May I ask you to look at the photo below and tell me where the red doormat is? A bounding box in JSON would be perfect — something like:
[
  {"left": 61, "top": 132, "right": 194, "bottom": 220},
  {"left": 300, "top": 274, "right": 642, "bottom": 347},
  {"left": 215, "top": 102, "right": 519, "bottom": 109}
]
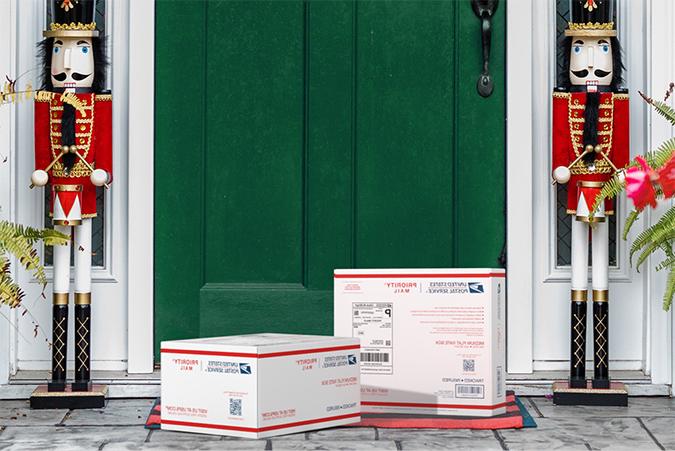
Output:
[{"left": 145, "top": 392, "right": 535, "bottom": 431}]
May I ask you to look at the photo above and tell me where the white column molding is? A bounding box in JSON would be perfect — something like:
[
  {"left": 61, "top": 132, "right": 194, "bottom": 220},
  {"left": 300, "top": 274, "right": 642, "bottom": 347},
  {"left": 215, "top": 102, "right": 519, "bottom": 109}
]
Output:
[
  {"left": 127, "top": 0, "right": 155, "bottom": 373},
  {"left": 506, "top": 0, "right": 537, "bottom": 374},
  {"left": 647, "top": 0, "right": 674, "bottom": 386},
  {"left": 0, "top": 0, "right": 15, "bottom": 385}
]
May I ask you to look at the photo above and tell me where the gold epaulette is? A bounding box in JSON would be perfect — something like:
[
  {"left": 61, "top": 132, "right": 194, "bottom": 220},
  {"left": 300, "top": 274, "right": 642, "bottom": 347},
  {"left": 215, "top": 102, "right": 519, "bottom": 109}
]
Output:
[
  {"left": 613, "top": 93, "right": 629, "bottom": 100},
  {"left": 95, "top": 94, "right": 112, "bottom": 102},
  {"left": 553, "top": 92, "right": 571, "bottom": 99}
]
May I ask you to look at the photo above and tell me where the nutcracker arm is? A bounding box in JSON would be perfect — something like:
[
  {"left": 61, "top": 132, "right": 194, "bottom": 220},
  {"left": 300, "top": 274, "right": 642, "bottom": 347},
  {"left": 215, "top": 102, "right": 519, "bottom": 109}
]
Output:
[
  {"left": 551, "top": 146, "right": 594, "bottom": 185},
  {"left": 71, "top": 148, "right": 110, "bottom": 189},
  {"left": 29, "top": 151, "right": 65, "bottom": 189}
]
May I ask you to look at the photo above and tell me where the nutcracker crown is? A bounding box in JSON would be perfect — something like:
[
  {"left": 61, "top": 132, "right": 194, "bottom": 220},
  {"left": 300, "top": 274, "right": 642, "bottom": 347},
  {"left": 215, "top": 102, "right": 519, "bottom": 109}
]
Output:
[
  {"left": 44, "top": 0, "right": 99, "bottom": 38},
  {"left": 566, "top": 0, "right": 616, "bottom": 37}
]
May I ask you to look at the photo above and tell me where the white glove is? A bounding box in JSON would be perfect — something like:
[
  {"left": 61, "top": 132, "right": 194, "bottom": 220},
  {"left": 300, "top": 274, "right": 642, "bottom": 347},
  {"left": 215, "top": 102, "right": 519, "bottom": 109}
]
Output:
[
  {"left": 553, "top": 166, "right": 571, "bottom": 184},
  {"left": 90, "top": 169, "right": 109, "bottom": 187},
  {"left": 31, "top": 170, "right": 49, "bottom": 187},
  {"left": 616, "top": 169, "right": 626, "bottom": 185}
]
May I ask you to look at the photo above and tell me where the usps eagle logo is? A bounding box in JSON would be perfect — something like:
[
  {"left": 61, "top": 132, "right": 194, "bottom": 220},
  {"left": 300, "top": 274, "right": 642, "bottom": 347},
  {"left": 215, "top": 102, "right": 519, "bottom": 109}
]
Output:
[
  {"left": 468, "top": 283, "right": 484, "bottom": 294},
  {"left": 348, "top": 355, "right": 358, "bottom": 365},
  {"left": 239, "top": 363, "right": 252, "bottom": 374}
]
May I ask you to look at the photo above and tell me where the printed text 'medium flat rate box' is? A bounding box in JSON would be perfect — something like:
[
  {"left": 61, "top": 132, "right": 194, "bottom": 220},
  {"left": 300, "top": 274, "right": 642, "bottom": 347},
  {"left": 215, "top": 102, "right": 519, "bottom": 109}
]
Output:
[
  {"left": 334, "top": 269, "right": 506, "bottom": 417},
  {"left": 161, "top": 334, "right": 361, "bottom": 438}
]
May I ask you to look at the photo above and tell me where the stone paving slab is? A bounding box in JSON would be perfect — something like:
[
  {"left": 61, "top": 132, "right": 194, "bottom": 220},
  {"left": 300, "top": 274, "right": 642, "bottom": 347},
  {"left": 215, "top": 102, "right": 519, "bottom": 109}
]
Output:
[
  {"left": 378, "top": 429, "right": 502, "bottom": 450},
  {"left": 0, "top": 400, "right": 68, "bottom": 427},
  {"left": 530, "top": 396, "right": 675, "bottom": 418},
  {"left": 306, "top": 427, "right": 377, "bottom": 441},
  {"left": 65, "top": 399, "right": 155, "bottom": 426},
  {"left": 102, "top": 439, "right": 270, "bottom": 450},
  {"left": 499, "top": 417, "right": 660, "bottom": 450},
  {"left": 0, "top": 425, "right": 149, "bottom": 450},
  {"left": 640, "top": 417, "right": 675, "bottom": 450},
  {"left": 272, "top": 441, "right": 396, "bottom": 450},
  {"left": 147, "top": 428, "right": 223, "bottom": 443}
]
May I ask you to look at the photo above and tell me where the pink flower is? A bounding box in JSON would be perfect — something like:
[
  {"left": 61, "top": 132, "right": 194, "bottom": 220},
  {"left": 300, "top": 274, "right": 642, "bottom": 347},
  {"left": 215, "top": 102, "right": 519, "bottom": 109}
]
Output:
[
  {"left": 626, "top": 157, "right": 658, "bottom": 210},
  {"left": 658, "top": 154, "right": 675, "bottom": 198}
]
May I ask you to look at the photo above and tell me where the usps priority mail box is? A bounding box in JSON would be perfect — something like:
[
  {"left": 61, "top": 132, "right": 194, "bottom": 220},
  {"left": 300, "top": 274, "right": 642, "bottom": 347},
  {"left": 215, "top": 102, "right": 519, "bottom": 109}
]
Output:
[
  {"left": 334, "top": 269, "right": 506, "bottom": 417},
  {"left": 161, "top": 334, "right": 361, "bottom": 438}
]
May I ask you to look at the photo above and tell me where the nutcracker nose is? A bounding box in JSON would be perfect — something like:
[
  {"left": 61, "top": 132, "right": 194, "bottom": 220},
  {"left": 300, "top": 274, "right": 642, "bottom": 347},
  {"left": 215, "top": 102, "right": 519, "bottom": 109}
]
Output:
[
  {"left": 587, "top": 47, "right": 594, "bottom": 68},
  {"left": 63, "top": 49, "right": 72, "bottom": 70}
]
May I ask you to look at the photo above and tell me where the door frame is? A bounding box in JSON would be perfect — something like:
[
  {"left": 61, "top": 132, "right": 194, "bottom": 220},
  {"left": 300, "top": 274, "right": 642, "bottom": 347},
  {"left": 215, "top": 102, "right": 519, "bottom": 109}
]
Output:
[{"left": 506, "top": 0, "right": 674, "bottom": 386}]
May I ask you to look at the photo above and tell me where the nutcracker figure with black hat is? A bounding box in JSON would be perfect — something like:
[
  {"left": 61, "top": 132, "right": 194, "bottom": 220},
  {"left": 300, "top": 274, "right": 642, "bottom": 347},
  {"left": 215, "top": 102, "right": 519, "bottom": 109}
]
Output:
[
  {"left": 29, "top": 0, "right": 111, "bottom": 409},
  {"left": 551, "top": 0, "right": 629, "bottom": 406}
]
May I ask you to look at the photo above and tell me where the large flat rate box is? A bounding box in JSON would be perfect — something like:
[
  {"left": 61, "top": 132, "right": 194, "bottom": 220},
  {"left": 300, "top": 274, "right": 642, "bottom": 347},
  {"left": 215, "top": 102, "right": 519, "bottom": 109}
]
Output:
[
  {"left": 334, "top": 269, "right": 506, "bottom": 417},
  {"left": 161, "top": 334, "right": 361, "bottom": 438}
]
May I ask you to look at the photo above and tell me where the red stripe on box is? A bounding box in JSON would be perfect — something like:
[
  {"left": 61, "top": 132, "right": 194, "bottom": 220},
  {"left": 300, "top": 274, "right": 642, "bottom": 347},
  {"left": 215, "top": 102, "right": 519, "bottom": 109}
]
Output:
[
  {"left": 362, "top": 401, "right": 508, "bottom": 410},
  {"left": 161, "top": 344, "right": 360, "bottom": 359},
  {"left": 162, "top": 412, "right": 361, "bottom": 433},
  {"left": 333, "top": 273, "right": 505, "bottom": 279}
]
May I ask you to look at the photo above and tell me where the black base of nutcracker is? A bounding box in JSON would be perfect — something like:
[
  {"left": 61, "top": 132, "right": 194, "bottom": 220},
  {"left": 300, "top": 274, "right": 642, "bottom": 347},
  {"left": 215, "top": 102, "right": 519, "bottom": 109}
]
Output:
[
  {"left": 552, "top": 381, "right": 628, "bottom": 406},
  {"left": 30, "top": 384, "right": 108, "bottom": 409}
]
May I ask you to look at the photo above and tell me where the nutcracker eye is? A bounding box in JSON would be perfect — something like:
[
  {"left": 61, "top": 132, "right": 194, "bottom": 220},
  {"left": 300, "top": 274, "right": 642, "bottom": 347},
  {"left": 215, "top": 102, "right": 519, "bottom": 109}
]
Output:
[
  {"left": 53, "top": 47, "right": 60, "bottom": 54},
  {"left": 573, "top": 46, "right": 582, "bottom": 54},
  {"left": 601, "top": 45, "right": 609, "bottom": 54},
  {"left": 81, "top": 47, "right": 89, "bottom": 54}
]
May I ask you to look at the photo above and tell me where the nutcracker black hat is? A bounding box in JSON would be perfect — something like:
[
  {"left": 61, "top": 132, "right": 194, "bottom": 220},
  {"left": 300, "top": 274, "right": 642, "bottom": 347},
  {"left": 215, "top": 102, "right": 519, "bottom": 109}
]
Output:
[
  {"left": 566, "top": 0, "right": 616, "bottom": 37},
  {"left": 44, "top": 0, "right": 99, "bottom": 38}
]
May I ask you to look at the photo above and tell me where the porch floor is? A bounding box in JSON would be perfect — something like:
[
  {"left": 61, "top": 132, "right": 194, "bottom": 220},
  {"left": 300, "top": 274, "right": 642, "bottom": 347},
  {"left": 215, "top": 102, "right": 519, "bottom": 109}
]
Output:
[{"left": 0, "top": 396, "right": 674, "bottom": 450}]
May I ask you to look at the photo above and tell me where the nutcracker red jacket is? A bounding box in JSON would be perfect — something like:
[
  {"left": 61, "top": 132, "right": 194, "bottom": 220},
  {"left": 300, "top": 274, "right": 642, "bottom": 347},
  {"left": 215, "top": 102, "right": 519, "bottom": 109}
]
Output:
[
  {"left": 552, "top": 91, "right": 629, "bottom": 215},
  {"left": 34, "top": 92, "right": 112, "bottom": 218}
]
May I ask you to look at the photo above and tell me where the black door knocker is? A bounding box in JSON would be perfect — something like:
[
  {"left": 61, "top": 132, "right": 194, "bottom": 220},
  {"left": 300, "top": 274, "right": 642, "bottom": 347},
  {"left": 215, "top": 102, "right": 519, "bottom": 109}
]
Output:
[{"left": 471, "top": 0, "right": 499, "bottom": 98}]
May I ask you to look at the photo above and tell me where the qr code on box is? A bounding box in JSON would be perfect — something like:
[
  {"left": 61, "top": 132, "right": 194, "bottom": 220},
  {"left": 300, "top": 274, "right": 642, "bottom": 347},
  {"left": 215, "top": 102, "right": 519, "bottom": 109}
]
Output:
[
  {"left": 463, "top": 359, "right": 475, "bottom": 372},
  {"left": 229, "top": 398, "right": 242, "bottom": 416}
]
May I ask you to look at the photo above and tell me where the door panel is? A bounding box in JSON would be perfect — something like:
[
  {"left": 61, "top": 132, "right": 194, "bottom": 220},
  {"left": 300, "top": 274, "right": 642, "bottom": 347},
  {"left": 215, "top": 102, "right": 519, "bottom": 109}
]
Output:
[{"left": 155, "top": 0, "right": 505, "bottom": 351}]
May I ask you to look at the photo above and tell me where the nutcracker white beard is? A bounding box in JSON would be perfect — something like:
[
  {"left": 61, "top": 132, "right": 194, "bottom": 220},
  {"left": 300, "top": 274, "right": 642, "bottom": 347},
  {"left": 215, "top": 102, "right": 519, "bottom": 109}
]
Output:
[
  {"left": 51, "top": 37, "right": 94, "bottom": 89},
  {"left": 569, "top": 36, "right": 614, "bottom": 87}
]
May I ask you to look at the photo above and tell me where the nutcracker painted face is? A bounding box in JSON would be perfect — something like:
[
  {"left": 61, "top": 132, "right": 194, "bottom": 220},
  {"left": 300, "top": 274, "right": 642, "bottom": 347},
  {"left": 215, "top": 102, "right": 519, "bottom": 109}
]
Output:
[
  {"left": 50, "top": 37, "right": 95, "bottom": 89},
  {"left": 569, "top": 37, "right": 614, "bottom": 87}
]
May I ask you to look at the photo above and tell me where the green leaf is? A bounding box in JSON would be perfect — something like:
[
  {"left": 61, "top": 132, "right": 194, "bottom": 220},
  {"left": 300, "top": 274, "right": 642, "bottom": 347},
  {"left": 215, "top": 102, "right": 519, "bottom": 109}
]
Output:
[
  {"left": 630, "top": 208, "right": 675, "bottom": 263},
  {"left": 623, "top": 210, "right": 641, "bottom": 241},
  {"left": 650, "top": 99, "right": 675, "bottom": 127},
  {"left": 664, "top": 268, "right": 675, "bottom": 311}
]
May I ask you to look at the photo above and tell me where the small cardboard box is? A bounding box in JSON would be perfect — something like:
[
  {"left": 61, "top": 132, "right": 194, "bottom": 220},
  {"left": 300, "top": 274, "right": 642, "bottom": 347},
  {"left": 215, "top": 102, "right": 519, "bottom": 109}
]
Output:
[
  {"left": 334, "top": 269, "right": 506, "bottom": 417},
  {"left": 161, "top": 333, "right": 361, "bottom": 438}
]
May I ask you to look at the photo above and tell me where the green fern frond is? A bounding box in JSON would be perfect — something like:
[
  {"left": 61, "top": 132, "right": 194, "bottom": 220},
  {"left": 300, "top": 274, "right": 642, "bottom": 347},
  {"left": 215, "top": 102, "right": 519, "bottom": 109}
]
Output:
[
  {"left": 623, "top": 210, "right": 641, "bottom": 241},
  {"left": 655, "top": 255, "right": 675, "bottom": 272},
  {"left": 0, "top": 267, "right": 24, "bottom": 308},
  {"left": 664, "top": 268, "right": 675, "bottom": 311},
  {"left": 630, "top": 208, "right": 675, "bottom": 263},
  {"left": 634, "top": 236, "right": 675, "bottom": 271},
  {"left": 592, "top": 175, "right": 625, "bottom": 214},
  {"left": 650, "top": 99, "right": 675, "bottom": 127},
  {"left": 0, "top": 221, "right": 69, "bottom": 304},
  {"left": 644, "top": 137, "right": 675, "bottom": 170}
]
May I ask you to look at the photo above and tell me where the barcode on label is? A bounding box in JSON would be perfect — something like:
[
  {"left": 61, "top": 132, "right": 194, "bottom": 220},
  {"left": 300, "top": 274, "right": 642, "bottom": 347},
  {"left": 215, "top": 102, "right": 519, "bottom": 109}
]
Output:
[
  {"left": 229, "top": 398, "right": 242, "bottom": 416},
  {"left": 463, "top": 359, "right": 475, "bottom": 372},
  {"left": 497, "top": 366, "right": 503, "bottom": 396},
  {"left": 361, "top": 352, "right": 390, "bottom": 363},
  {"left": 456, "top": 384, "right": 484, "bottom": 399}
]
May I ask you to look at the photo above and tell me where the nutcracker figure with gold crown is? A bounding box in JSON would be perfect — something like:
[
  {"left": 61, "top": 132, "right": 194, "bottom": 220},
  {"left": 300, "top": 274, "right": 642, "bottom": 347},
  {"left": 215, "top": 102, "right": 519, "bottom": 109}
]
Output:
[
  {"left": 29, "top": 0, "right": 111, "bottom": 407},
  {"left": 551, "top": 0, "right": 629, "bottom": 405}
]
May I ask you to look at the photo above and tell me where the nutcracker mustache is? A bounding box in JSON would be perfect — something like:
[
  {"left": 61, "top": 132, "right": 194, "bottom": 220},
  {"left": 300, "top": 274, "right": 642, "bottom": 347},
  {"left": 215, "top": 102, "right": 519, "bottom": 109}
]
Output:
[
  {"left": 52, "top": 72, "right": 93, "bottom": 82},
  {"left": 570, "top": 69, "right": 612, "bottom": 79}
]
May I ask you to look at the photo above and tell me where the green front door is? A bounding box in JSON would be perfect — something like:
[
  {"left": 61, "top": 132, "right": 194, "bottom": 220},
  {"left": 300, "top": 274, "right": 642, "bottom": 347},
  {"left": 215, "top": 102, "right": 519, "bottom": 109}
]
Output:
[{"left": 154, "top": 0, "right": 505, "bottom": 351}]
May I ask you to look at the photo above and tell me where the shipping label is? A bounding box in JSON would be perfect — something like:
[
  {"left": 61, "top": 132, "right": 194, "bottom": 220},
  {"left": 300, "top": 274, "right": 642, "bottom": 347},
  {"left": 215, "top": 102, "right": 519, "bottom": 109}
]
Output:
[{"left": 352, "top": 302, "right": 393, "bottom": 374}]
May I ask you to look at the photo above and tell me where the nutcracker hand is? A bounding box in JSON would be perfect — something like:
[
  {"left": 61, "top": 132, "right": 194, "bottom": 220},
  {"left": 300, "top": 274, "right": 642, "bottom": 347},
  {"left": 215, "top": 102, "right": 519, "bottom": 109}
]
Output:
[
  {"left": 616, "top": 169, "right": 626, "bottom": 185},
  {"left": 553, "top": 166, "right": 571, "bottom": 184},
  {"left": 90, "top": 169, "right": 109, "bottom": 187},
  {"left": 31, "top": 170, "right": 49, "bottom": 187}
]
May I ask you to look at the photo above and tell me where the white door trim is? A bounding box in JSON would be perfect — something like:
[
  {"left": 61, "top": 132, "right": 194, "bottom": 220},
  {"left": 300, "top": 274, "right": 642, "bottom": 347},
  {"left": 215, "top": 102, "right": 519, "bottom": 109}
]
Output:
[
  {"left": 647, "top": 0, "right": 674, "bottom": 387},
  {"left": 126, "top": 0, "right": 155, "bottom": 373},
  {"left": 506, "top": 0, "right": 537, "bottom": 374},
  {"left": 0, "top": 0, "right": 16, "bottom": 385}
]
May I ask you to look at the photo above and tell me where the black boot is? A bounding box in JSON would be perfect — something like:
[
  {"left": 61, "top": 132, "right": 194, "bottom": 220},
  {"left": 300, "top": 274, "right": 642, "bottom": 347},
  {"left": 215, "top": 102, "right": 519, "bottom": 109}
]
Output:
[
  {"left": 72, "top": 293, "right": 92, "bottom": 392},
  {"left": 570, "top": 290, "right": 588, "bottom": 389},
  {"left": 592, "top": 290, "right": 610, "bottom": 389},
  {"left": 48, "top": 294, "right": 69, "bottom": 392}
]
